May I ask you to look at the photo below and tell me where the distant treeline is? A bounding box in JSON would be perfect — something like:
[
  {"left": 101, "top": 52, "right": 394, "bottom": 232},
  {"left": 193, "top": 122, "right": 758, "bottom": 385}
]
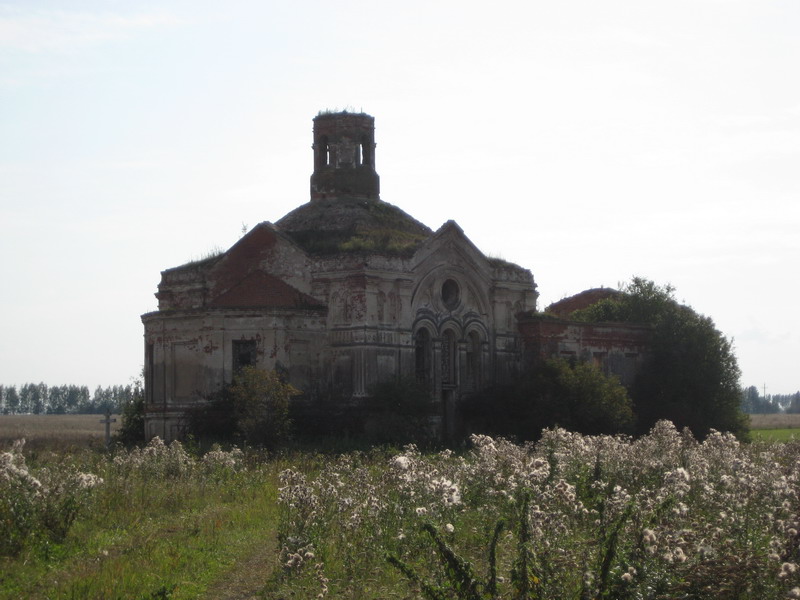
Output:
[
  {"left": 0, "top": 383, "right": 141, "bottom": 415},
  {"left": 741, "top": 385, "right": 800, "bottom": 414},
  {"left": 3, "top": 380, "right": 798, "bottom": 417}
]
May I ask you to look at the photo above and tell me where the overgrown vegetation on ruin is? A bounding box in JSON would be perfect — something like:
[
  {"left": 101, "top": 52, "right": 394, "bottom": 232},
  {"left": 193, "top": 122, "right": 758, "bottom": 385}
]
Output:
[
  {"left": 186, "top": 366, "right": 296, "bottom": 450},
  {"left": 463, "top": 358, "right": 636, "bottom": 441},
  {"left": 570, "top": 278, "right": 748, "bottom": 439}
]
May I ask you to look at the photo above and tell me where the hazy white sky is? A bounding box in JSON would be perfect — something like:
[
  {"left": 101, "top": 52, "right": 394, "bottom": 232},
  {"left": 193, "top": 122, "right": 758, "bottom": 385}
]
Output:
[{"left": 1, "top": 1, "right": 798, "bottom": 394}]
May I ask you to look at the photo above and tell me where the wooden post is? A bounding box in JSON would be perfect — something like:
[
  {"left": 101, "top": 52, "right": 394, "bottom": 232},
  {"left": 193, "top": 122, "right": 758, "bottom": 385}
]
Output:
[{"left": 100, "top": 410, "right": 117, "bottom": 448}]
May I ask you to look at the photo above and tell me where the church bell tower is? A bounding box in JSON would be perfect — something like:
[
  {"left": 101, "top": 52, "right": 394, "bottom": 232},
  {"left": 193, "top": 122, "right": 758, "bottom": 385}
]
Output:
[{"left": 310, "top": 111, "right": 380, "bottom": 201}]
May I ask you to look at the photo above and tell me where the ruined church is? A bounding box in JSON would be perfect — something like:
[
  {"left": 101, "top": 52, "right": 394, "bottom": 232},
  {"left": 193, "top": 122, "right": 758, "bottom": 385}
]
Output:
[{"left": 142, "top": 111, "right": 649, "bottom": 441}]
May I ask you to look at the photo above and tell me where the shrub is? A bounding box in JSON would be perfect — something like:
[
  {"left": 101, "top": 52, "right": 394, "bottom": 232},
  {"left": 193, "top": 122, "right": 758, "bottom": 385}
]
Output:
[
  {"left": 229, "top": 367, "right": 296, "bottom": 449},
  {"left": 462, "top": 358, "right": 635, "bottom": 440},
  {"left": 0, "top": 440, "right": 40, "bottom": 555},
  {"left": 112, "top": 436, "right": 194, "bottom": 479},
  {"left": 365, "top": 377, "right": 438, "bottom": 445},
  {"left": 0, "top": 439, "right": 102, "bottom": 555},
  {"left": 185, "top": 367, "right": 296, "bottom": 448},
  {"left": 114, "top": 388, "right": 145, "bottom": 446}
]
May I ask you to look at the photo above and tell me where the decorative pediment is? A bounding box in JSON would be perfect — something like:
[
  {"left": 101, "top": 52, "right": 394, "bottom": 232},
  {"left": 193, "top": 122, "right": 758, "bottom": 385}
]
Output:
[{"left": 411, "top": 220, "right": 491, "bottom": 274}]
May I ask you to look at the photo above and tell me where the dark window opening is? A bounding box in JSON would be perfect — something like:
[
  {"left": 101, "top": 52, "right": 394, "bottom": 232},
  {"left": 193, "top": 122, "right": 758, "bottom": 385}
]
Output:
[
  {"left": 232, "top": 340, "right": 257, "bottom": 375},
  {"left": 441, "top": 330, "right": 456, "bottom": 385},
  {"left": 466, "top": 332, "right": 481, "bottom": 389},
  {"left": 145, "top": 342, "right": 154, "bottom": 404},
  {"left": 442, "top": 279, "right": 460, "bottom": 311},
  {"left": 361, "top": 135, "right": 371, "bottom": 167},
  {"left": 415, "top": 329, "right": 432, "bottom": 386},
  {"left": 320, "top": 136, "right": 330, "bottom": 167}
]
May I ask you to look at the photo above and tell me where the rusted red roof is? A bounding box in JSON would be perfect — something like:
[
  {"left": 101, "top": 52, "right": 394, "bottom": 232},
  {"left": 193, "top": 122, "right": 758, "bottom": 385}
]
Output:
[{"left": 209, "top": 270, "right": 324, "bottom": 309}]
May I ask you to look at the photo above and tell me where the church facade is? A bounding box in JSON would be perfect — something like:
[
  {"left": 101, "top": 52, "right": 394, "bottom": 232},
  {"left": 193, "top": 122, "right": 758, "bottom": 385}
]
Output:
[{"left": 141, "top": 111, "right": 647, "bottom": 441}]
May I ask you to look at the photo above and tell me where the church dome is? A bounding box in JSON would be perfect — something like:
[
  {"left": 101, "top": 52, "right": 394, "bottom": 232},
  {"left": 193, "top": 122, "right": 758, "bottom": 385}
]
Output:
[
  {"left": 276, "top": 110, "right": 432, "bottom": 256},
  {"left": 276, "top": 196, "right": 432, "bottom": 256}
]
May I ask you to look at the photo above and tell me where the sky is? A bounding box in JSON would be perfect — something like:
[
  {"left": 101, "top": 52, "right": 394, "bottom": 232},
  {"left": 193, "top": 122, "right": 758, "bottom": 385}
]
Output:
[{"left": 1, "top": 0, "right": 798, "bottom": 395}]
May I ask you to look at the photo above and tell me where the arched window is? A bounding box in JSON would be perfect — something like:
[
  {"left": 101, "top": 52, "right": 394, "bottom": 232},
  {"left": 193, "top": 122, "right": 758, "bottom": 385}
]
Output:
[
  {"left": 441, "top": 330, "right": 457, "bottom": 385},
  {"left": 466, "top": 331, "right": 481, "bottom": 389},
  {"left": 316, "top": 136, "right": 330, "bottom": 169},
  {"left": 360, "top": 135, "right": 371, "bottom": 167},
  {"left": 415, "top": 328, "right": 432, "bottom": 386}
]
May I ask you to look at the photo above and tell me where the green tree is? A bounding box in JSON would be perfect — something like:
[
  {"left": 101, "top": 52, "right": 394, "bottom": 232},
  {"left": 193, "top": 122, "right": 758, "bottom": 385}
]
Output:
[
  {"left": 5, "top": 386, "right": 19, "bottom": 414},
  {"left": 786, "top": 392, "right": 800, "bottom": 414},
  {"left": 114, "top": 380, "right": 145, "bottom": 446},
  {"left": 572, "top": 277, "right": 748, "bottom": 439},
  {"left": 228, "top": 366, "right": 296, "bottom": 448},
  {"left": 18, "top": 384, "right": 33, "bottom": 414},
  {"left": 534, "top": 358, "right": 636, "bottom": 435},
  {"left": 463, "top": 358, "right": 635, "bottom": 440}
]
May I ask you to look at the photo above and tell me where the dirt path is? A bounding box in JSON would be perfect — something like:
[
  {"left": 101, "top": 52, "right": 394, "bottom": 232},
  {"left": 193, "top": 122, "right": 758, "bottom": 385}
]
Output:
[{"left": 202, "top": 533, "right": 277, "bottom": 600}]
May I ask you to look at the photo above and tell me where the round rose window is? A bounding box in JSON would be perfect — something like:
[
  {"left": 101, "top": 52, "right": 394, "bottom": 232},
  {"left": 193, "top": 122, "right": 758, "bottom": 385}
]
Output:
[{"left": 441, "top": 279, "right": 460, "bottom": 310}]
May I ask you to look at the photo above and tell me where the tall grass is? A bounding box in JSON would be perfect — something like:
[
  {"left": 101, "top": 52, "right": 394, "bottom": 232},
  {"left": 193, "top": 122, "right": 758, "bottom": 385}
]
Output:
[
  {"left": 267, "top": 423, "right": 800, "bottom": 599},
  {"left": 0, "top": 438, "right": 282, "bottom": 600},
  {"left": 5, "top": 422, "right": 800, "bottom": 599},
  {"left": 0, "top": 414, "right": 121, "bottom": 451}
]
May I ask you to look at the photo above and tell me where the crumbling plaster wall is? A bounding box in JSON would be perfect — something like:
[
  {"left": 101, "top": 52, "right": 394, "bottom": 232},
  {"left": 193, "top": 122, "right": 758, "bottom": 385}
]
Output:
[{"left": 142, "top": 307, "right": 327, "bottom": 439}]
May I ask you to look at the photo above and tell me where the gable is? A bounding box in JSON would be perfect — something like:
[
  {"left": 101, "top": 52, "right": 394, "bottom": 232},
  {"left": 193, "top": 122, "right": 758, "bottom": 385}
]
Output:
[
  {"left": 411, "top": 221, "right": 490, "bottom": 274},
  {"left": 410, "top": 222, "right": 493, "bottom": 318}
]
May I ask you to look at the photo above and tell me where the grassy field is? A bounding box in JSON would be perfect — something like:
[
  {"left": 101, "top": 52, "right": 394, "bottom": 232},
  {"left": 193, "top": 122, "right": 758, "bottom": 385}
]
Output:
[
  {"left": 751, "top": 428, "right": 800, "bottom": 442},
  {"left": 1, "top": 434, "right": 281, "bottom": 599},
  {"left": 5, "top": 416, "right": 800, "bottom": 598},
  {"left": 748, "top": 413, "right": 800, "bottom": 442},
  {"left": 0, "top": 414, "right": 120, "bottom": 451}
]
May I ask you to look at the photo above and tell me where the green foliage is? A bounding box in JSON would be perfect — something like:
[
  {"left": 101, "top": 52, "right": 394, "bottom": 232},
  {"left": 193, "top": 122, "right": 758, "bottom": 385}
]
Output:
[
  {"left": 510, "top": 493, "right": 535, "bottom": 600},
  {"left": 9, "top": 424, "right": 800, "bottom": 598},
  {"left": 573, "top": 277, "right": 747, "bottom": 438},
  {"left": 536, "top": 359, "right": 635, "bottom": 436},
  {"left": 114, "top": 385, "right": 145, "bottom": 446},
  {"left": 388, "top": 520, "right": 510, "bottom": 600},
  {"left": 0, "top": 440, "right": 102, "bottom": 556},
  {"left": 0, "top": 382, "right": 139, "bottom": 415},
  {"left": 228, "top": 367, "right": 295, "bottom": 449},
  {"left": 0, "top": 440, "right": 281, "bottom": 598},
  {"left": 751, "top": 428, "right": 800, "bottom": 442},
  {"left": 365, "top": 377, "right": 437, "bottom": 445},
  {"left": 463, "top": 359, "right": 635, "bottom": 440},
  {"left": 740, "top": 385, "right": 782, "bottom": 414},
  {"left": 188, "top": 367, "right": 296, "bottom": 449}
]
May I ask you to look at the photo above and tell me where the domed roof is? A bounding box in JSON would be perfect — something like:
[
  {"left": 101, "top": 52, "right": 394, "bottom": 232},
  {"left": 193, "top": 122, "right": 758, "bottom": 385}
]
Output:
[{"left": 276, "top": 197, "right": 432, "bottom": 256}]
